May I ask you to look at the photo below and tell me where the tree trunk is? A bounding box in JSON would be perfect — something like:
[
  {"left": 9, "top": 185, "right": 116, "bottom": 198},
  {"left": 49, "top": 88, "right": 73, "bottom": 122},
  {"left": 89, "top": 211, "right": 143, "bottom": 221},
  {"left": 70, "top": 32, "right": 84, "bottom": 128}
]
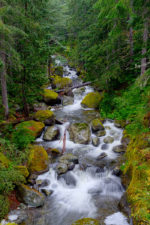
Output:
[
  {"left": 0, "top": 50, "right": 9, "bottom": 119},
  {"left": 22, "top": 67, "right": 29, "bottom": 117},
  {"left": 129, "top": 0, "right": 134, "bottom": 63},
  {"left": 48, "top": 56, "right": 52, "bottom": 78},
  {"left": 141, "top": 20, "right": 148, "bottom": 76}
]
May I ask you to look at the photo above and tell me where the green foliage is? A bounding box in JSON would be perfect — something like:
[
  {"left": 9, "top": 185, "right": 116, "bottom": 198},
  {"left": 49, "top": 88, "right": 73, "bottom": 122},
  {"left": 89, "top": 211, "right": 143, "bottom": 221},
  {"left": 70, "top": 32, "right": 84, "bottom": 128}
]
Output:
[
  {"left": 12, "top": 128, "right": 34, "bottom": 150},
  {"left": 0, "top": 195, "right": 9, "bottom": 220},
  {"left": 0, "top": 165, "right": 25, "bottom": 195},
  {"left": 100, "top": 82, "right": 150, "bottom": 135}
]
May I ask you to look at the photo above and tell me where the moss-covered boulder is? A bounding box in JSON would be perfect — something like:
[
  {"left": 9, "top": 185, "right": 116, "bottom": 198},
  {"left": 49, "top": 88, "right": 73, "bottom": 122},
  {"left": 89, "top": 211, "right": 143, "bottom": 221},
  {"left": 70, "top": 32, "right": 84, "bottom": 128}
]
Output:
[
  {"left": 81, "top": 92, "right": 103, "bottom": 109},
  {"left": 72, "top": 218, "right": 100, "bottom": 225},
  {"left": 17, "top": 184, "right": 45, "bottom": 207},
  {"left": 53, "top": 75, "right": 72, "bottom": 89},
  {"left": 69, "top": 123, "right": 91, "bottom": 144},
  {"left": 43, "top": 125, "right": 59, "bottom": 141},
  {"left": 96, "top": 130, "right": 106, "bottom": 137},
  {"left": 16, "top": 120, "right": 45, "bottom": 138},
  {"left": 27, "top": 145, "right": 49, "bottom": 173},
  {"left": 34, "top": 110, "right": 55, "bottom": 125},
  {"left": 104, "top": 136, "right": 114, "bottom": 144},
  {"left": 42, "top": 89, "right": 61, "bottom": 105},
  {"left": 91, "top": 118, "right": 104, "bottom": 132},
  {"left": 0, "top": 153, "right": 10, "bottom": 168}
]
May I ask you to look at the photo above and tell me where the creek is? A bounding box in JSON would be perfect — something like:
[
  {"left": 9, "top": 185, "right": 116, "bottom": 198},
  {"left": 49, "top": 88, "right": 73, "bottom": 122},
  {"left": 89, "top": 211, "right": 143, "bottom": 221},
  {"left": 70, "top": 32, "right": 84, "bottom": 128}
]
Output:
[{"left": 4, "top": 58, "right": 131, "bottom": 225}]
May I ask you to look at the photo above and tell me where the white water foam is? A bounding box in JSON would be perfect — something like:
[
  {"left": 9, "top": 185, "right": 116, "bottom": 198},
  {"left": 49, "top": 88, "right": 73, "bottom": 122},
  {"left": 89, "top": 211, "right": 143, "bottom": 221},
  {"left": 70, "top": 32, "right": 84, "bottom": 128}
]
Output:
[{"left": 104, "top": 212, "right": 129, "bottom": 225}]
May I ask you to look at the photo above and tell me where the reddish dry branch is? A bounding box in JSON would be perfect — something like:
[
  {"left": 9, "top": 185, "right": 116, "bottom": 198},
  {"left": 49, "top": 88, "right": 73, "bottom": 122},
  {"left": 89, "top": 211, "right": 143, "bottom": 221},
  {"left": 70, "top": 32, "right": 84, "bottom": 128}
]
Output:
[{"left": 62, "top": 129, "right": 67, "bottom": 154}]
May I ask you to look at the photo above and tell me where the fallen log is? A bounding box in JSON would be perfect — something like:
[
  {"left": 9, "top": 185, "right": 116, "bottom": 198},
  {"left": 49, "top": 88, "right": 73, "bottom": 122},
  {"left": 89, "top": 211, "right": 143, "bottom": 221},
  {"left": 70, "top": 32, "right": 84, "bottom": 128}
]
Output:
[{"left": 56, "top": 81, "right": 92, "bottom": 93}]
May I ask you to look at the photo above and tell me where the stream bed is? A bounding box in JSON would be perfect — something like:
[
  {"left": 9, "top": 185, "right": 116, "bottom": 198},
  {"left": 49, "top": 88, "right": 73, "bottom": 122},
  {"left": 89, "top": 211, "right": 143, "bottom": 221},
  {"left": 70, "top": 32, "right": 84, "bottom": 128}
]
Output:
[{"left": 2, "top": 59, "right": 131, "bottom": 225}]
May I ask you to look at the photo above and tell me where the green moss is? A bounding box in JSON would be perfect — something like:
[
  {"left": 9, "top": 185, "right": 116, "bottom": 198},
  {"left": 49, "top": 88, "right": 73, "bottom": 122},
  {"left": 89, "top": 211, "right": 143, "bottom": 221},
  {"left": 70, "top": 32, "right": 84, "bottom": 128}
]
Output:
[
  {"left": 54, "top": 66, "right": 64, "bottom": 76},
  {"left": 35, "top": 110, "right": 54, "bottom": 122},
  {"left": 74, "top": 123, "right": 89, "bottom": 131},
  {"left": 123, "top": 134, "right": 150, "bottom": 224},
  {"left": 15, "top": 165, "right": 29, "bottom": 178},
  {"left": 72, "top": 218, "right": 99, "bottom": 225},
  {"left": 0, "top": 153, "right": 10, "bottom": 168},
  {"left": 43, "top": 89, "right": 58, "bottom": 100},
  {"left": 81, "top": 92, "right": 103, "bottom": 109},
  {"left": 0, "top": 195, "right": 9, "bottom": 220},
  {"left": 53, "top": 75, "right": 72, "bottom": 88},
  {"left": 92, "top": 118, "right": 103, "bottom": 128},
  {"left": 15, "top": 120, "right": 45, "bottom": 138},
  {"left": 27, "top": 145, "right": 49, "bottom": 173}
]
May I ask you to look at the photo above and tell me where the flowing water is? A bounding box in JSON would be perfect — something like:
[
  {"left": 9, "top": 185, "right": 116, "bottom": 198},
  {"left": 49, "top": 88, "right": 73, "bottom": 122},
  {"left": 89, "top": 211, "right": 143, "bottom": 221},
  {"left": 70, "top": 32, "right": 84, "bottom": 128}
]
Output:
[{"left": 3, "top": 58, "right": 131, "bottom": 225}]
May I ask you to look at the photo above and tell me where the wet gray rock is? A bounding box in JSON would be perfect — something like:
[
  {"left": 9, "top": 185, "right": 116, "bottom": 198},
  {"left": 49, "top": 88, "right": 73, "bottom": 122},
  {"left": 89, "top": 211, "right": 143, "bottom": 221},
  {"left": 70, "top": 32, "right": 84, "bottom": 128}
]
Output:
[
  {"left": 37, "top": 179, "right": 50, "bottom": 188},
  {"left": 101, "top": 144, "right": 108, "bottom": 150},
  {"left": 91, "top": 118, "right": 104, "bottom": 132},
  {"left": 59, "top": 153, "right": 78, "bottom": 164},
  {"left": 97, "top": 152, "right": 107, "bottom": 160},
  {"left": 69, "top": 123, "right": 91, "bottom": 144},
  {"left": 59, "top": 172, "right": 76, "bottom": 186},
  {"left": 112, "top": 166, "right": 122, "bottom": 176},
  {"left": 17, "top": 184, "right": 45, "bottom": 207},
  {"left": 112, "top": 145, "right": 126, "bottom": 153},
  {"left": 118, "top": 192, "right": 131, "bottom": 218},
  {"left": 56, "top": 163, "right": 68, "bottom": 175},
  {"left": 73, "top": 87, "right": 86, "bottom": 95},
  {"left": 63, "top": 95, "right": 74, "bottom": 106},
  {"left": 96, "top": 130, "right": 106, "bottom": 137},
  {"left": 92, "top": 137, "right": 100, "bottom": 147},
  {"left": 103, "top": 136, "right": 114, "bottom": 144},
  {"left": 41, "top": 189, "right": 53, "bottom": 196},
  {"left": 43, "top": 126, "right": 59, "bottom": 141}
]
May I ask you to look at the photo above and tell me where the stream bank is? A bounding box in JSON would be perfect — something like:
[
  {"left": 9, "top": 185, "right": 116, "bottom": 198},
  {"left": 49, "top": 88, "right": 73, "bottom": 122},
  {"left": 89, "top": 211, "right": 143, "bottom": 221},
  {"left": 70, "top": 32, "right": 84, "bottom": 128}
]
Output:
[{"left": 1, "top": 57, "right": 132, "bottom": 225}]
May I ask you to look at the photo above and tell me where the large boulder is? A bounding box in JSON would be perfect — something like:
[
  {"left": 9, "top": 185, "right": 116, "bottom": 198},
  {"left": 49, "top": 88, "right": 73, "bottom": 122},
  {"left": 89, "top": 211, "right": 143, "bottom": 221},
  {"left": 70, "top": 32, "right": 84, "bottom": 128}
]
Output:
[
  {"left": 63, "top": 96, "right": 74, "bottom": 106},
  {"left": 91, "top": 118, "right": 104, "bottom": 132},
  {"left": 112, "top": 145, "right": 126, "bottom": 153},
  {"left": 34, "top": 110, "right": 55, "bottom": 125},
  {"left": 69, "top": 123, "right": 91, "bottom": 144},
  {"left": 15, "top": 120, "right": 45, "bottom": 138},
  {"left": 56, "top": 163, "right": 68, "bottom": 175},
  {"left": 81, "top": 92, "right": 103, "bottom": 109},
  {"left": 43, "top": 126, "right": 59, "bottom": 141},
  {"left": 73, "top": 87, "right": 85, "bottom": 95},
  {"left": 27, "top": 145, "right": 49, "bottom": 174},
  {"left": 17, "top": 184, "right": 45, "bottom": 207},
  {"left": 42, "top": 89, "right": 60, "bottom": 105},
  {"left": 52, "top": 75, "right": 72, "bottom": 89},
  {"left": 72, "top": 218, "right": 100, "bottom": 225},
  {"left": 59, "top": 153, "right": 78, "bottom": 164},
  {"left": 103, "top": 136, "right": 114, "bottom": 144}
]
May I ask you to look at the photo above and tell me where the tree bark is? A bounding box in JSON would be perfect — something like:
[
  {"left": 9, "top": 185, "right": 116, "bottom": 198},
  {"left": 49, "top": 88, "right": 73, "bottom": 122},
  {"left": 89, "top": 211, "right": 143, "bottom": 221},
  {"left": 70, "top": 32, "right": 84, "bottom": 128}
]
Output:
[
  {"left": 129, "top": 0, "right": 134, "bottom": 63},
  {"left": 56, "top": 81, "right": 92, "bottom": 93},
  {"left": 48, "top": 56, "right": 52, "bottom": 78},
  {"left": 0, "top": 50, "right": 9, "bottom": 119},
  {"left": 141, "top": 20, "right": 148, "bottom": 76},
  {"left": 22, "top": 67, "right": 29, "bottom": 117}
]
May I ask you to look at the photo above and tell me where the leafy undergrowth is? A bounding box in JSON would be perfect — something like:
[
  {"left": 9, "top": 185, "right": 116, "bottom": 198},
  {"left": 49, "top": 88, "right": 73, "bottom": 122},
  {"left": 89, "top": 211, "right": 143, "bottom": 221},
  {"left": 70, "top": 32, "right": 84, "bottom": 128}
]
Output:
[
  {"left": 100, "top": 79, "right": 150, "bottom": 224},
  {"left": 0, "top": 125, "right": 33, "bottom": 220}
]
